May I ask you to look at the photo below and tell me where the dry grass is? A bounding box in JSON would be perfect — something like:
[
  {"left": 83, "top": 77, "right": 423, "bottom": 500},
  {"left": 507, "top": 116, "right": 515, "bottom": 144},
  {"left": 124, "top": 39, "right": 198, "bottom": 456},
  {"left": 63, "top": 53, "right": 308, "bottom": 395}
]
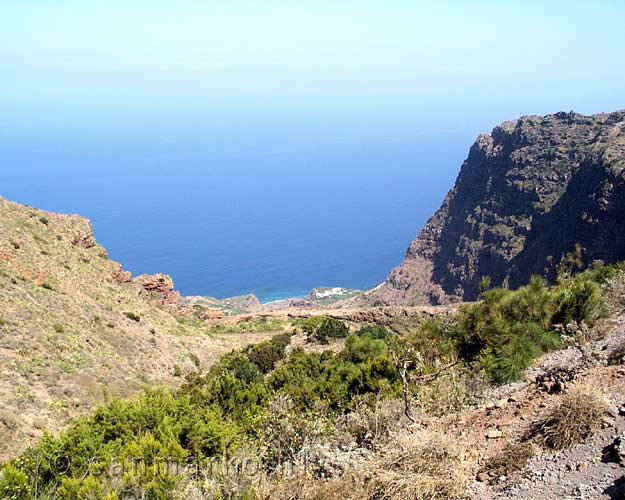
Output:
[
  {"left": 604, "top": 270, "right": 625, "bottom": 314},
  {"left": 538, "top": 386, "right": 607, "bottom": 450},
  {"left": 367, "top": 429, "right": 474, "bottom": 500},
  {"left": 254, "top": 428, "right": 474, "bottom": 500},
  {"left": 481, "top": 441, "right": 537, "bottom": 478},
  {"left": 338, "top": 399, "right": 404, "bottom": 448},
  {"left": 256, "top": 472, "right": 372, "bottom": 500}
]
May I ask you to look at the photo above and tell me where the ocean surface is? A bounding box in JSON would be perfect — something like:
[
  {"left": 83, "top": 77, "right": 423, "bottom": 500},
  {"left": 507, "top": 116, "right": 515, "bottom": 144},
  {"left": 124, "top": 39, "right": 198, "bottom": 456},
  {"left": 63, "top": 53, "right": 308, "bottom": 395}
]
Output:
[{"left": 1, "top": 104, "right": 478, "bottom": 303}]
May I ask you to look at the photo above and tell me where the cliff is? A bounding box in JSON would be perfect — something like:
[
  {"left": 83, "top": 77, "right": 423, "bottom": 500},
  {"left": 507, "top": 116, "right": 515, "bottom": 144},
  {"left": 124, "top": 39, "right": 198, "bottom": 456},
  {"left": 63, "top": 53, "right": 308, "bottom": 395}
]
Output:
[
  {"left": 0, "top": 198, "right": 273, "bottom": 461},
  {"left": 376, "top": 110, "right": 625, "bottom": 304}
]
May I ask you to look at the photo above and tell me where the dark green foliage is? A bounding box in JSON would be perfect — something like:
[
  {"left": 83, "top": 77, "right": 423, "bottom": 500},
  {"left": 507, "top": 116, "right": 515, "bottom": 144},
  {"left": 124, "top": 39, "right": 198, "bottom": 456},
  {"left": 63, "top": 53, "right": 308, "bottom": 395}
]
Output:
[
  {"left": 354, "top": 324, "right": 390, "bottom": 340},
  {"left": 0, "top": 464, "right": 31, "bottom": 499},
  {"left": 453, "top": 272, "right": 608, "bottom": 383},
  {"left": 245, "top": 334, "right": 291, "bottom": 373},
  {"left": 124, "top": 311, "right": 141, "bottom": 322},
  {"left": 552, "top": 277, "right": 606, "bottom": 325},
  {"left": 479, "top": 276, "right": 492, "bottom": 294},
  {"left": 38, "top": 216, "right": 49, "bottom": 225},
  {"left": 454, "top": 276, "right": 561, "bottom": 383},
  {"left": 304, "top": 316, "right": 349, "bottom": 343}
]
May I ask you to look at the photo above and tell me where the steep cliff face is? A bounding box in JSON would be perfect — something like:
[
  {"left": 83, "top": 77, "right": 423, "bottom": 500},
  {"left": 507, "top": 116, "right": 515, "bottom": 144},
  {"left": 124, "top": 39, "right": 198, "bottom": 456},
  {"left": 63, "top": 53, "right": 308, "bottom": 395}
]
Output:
[{"left": 377, "top": 110, "right": 625, "bottom": 305}]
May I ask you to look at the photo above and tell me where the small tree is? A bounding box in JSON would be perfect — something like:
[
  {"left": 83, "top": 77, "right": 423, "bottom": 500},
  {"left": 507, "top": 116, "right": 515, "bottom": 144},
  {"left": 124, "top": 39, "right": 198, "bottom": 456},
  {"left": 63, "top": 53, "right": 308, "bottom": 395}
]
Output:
[{"left": 305, "top": 317, "right": 349, "bottom": 344}]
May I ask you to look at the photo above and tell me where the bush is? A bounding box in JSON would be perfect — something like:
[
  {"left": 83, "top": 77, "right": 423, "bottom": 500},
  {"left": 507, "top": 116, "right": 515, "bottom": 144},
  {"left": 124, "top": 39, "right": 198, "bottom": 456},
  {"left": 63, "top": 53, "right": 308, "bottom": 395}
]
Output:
[
  {"left": 124, "top": 312, "right": 141, "bottom": 322},
  {"left": 552, "top": 277, "right": 606, "bottom": 326},
  {"left": 603, "top": 269, "right": 625, "bottom": 314},
  {"left": 257, "top": 395, "right": 329, "bottom": 469},
  {"left": 454, "top": 276, "right": 563, "bottom": 382},
  {"left": 342, "top": 333, "right": 388, "bottom": 364},
  {"left": 368, "top": 430, "right": 474, "bottom": 500},
  {"left": 246, "top": 334, "right": 291, "bottom": 373},
  {"left": 0, "top": 464, "right": 32, "bottom": 500},
  {"left": 305, "top": 317, "right": 349, "bottom": 344},
  {"left": 58, "top": 476, "right": 117, "bottom": 500},
  {"left": 481, "top": 441, "right": 536, "bottom": 478},
  {"left": 354, "top": 325, "right": 390, "bottom": 340},
  {"left": 538, "top": 386, "right": 607, "bottom": 449},
  {"left": 339, "top": 399, "right": 403, "bottom": 447}
]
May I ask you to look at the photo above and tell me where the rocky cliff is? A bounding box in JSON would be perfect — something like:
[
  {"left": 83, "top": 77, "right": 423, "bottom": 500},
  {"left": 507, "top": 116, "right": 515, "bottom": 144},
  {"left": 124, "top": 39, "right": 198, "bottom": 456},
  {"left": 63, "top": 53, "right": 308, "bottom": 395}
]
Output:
[{"left": 376, "top": 110, "right": 625, "bottom": 304}]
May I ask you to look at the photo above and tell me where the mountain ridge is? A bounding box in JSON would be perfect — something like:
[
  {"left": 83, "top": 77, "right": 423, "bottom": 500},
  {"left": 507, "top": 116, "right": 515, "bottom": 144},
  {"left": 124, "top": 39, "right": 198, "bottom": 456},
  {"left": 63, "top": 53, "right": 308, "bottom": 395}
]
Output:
[{"left": 373, "top": 110, "right": 625, "bottom": 305}]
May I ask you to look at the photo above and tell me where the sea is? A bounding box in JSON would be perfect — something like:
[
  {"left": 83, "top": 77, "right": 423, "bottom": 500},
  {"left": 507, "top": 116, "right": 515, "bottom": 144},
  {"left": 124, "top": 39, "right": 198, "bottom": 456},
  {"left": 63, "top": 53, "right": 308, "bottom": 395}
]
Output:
[{"left": 1, "top": 102, "right": 482, "bottom": 303}]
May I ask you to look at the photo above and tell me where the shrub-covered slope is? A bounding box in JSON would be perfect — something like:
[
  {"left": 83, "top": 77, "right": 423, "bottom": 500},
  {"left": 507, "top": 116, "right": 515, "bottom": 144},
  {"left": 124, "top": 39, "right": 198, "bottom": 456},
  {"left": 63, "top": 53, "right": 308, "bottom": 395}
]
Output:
[
  {"left": 1, "top": 260, "right": 618, "bottom": 499},
  {"left": 0, "top": 197, "right": 276, "bottom": 462}
]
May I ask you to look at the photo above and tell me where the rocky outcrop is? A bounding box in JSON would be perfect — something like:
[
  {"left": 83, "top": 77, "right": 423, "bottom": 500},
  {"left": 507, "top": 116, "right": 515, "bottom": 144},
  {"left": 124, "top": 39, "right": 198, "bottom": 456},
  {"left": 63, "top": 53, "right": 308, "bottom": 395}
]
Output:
[
  {"left": 222, "top": 294, "right": 261, "bottom": 313},
  {"left": 67, "top": 216, "right": 98, "bottom": 250},
  {"left": 134, "top": 273, "right": 181, "bottom": 306},
  {"left": 377, "top": 110, "right": 625, "bottom": 304}
]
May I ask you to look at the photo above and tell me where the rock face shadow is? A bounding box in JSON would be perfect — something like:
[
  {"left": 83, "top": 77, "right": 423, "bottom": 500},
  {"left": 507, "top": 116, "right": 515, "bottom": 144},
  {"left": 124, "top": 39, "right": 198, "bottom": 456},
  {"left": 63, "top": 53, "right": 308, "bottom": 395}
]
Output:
[{"left": 603, "top": 476, "right": 625, "bottom": 500}]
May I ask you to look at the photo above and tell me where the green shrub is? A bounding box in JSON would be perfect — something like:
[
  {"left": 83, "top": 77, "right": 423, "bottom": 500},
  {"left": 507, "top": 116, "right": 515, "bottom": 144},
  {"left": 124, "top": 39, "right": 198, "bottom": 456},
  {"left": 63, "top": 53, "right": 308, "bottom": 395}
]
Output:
[
  {"left": 552, "top": 277, "right": 606, "bottom": 326},
  {"left": 305, "top": 317, "right": 349, "bottom": 344},
  {"left": 354, "top": 324, "right": 390, "bottom": 340},
  {"left": 0, "top": 464, "right": 32, "bottom": 500},
  {"left": 124, "top": 312, "right": 141, "bottom": 322},
  {"left": 299, "top": 316, "right": 326, "bottom": 335},
  {"left": 58, "top": 476, "right": 117, "bottom": 500},
  {"left": 454, "top": 276, "right": 561, "bottom": 382},
  {"left": 342, "top": 332, "right": 388, "bottom": 363},
  {"left": 246, "top": 334, "right": 291, "bottom": 373}
]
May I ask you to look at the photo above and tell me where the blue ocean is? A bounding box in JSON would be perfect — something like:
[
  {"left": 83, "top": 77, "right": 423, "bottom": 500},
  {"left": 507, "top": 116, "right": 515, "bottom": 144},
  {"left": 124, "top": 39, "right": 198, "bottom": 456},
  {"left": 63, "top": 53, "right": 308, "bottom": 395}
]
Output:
[{"left": 1, "top": 100, "right": 491, "bottom": 303}]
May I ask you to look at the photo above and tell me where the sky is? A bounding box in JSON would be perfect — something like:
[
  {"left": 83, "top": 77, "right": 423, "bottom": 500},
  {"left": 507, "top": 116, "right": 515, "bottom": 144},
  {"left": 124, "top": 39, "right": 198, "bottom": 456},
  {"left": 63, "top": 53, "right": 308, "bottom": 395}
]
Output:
[{"left": 2, "top": 0, "right": 624, "bottom": 116}]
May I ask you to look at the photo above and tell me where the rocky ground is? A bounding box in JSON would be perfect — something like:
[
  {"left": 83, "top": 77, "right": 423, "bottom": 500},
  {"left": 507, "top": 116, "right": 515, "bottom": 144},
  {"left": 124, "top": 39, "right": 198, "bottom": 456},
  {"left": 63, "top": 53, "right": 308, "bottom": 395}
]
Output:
[{"left": 458, "top": 316, "right": 625, "bottom": 500}]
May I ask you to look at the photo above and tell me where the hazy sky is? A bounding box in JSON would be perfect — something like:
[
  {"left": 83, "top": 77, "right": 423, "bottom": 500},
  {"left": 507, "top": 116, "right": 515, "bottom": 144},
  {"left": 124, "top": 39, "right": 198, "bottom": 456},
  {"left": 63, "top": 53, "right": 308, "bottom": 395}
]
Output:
[{"left": 2, "top": 0, "right": 624, "bottom": 115}]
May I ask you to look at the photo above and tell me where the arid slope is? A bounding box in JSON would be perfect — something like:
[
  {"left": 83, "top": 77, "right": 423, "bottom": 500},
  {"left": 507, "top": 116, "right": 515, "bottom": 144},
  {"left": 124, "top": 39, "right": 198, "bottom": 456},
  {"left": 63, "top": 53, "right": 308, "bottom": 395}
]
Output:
[{"left": 0, "top": 197, "right": 275, "bottom": 461}]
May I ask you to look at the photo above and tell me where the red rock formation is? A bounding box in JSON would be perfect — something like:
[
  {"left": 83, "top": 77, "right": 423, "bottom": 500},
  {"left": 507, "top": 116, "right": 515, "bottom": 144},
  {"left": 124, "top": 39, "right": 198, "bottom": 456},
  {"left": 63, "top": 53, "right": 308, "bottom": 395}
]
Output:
[{"left": 134, "top": 273, "right": 181, "bottom": 307}]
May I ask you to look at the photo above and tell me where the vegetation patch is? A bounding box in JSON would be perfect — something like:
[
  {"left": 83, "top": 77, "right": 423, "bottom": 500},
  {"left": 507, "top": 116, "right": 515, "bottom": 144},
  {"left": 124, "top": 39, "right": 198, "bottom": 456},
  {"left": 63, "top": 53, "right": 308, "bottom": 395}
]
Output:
[
  {"left": 302, "top": 316, "right": 350, "bottom": 344},
  {"left": 537, "top": 386, "right": 607, "bottom": 450},
  {"left": 207, "top": 316, "right": 286, "bottom": 335},
  {"left": 368, "top": 430, "right": 474, "bottom": 500},
  {"left": 481, "top": 442, "right": 536, "bottom": 479},
  {"left": 123, "top": 311, "right": 141, "bottom": 322},
  {"left": 0, "top": 264, "right": 618, "bottom": 499}
]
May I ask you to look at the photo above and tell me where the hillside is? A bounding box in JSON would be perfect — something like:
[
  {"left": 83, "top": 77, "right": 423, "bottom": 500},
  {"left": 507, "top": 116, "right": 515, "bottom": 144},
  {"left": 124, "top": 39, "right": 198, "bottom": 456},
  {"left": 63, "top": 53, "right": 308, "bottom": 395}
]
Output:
[
  {"left": 0, "top": 198, "right": 279, "bottom": 461},
  {"left": 2, "top": 249, "right": 625, "bottom": 499},
  {"left": 374, "top": 110, "right": 625, "bottom": 305}
]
